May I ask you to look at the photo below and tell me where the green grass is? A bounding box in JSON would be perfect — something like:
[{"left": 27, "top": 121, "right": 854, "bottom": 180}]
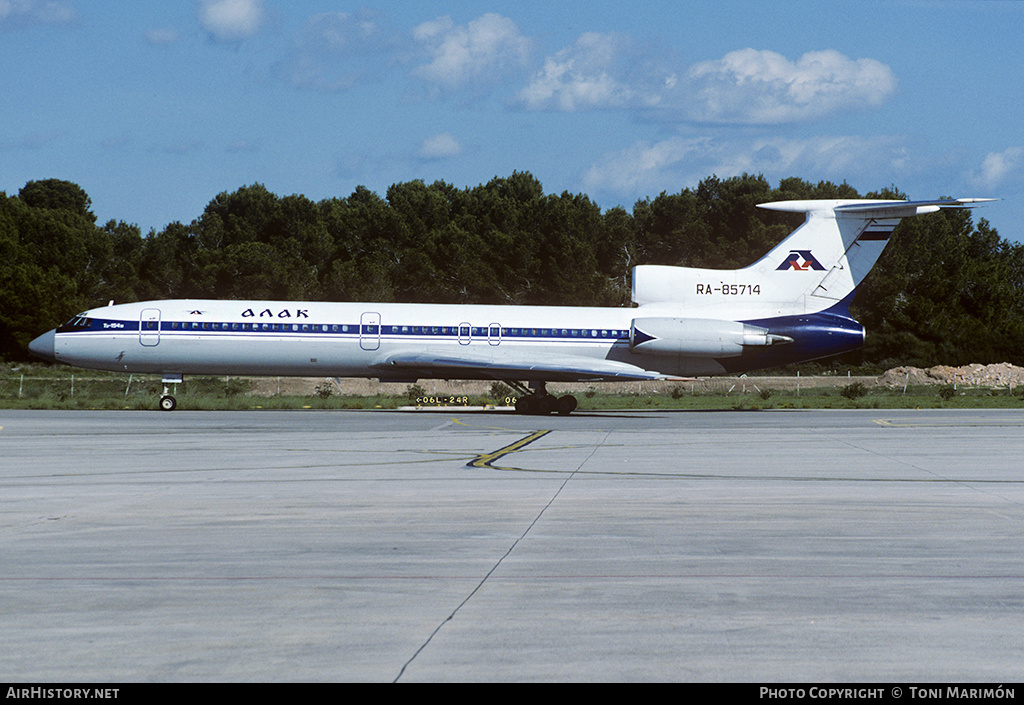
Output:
[{"left": 4, "top": 364, "right": 1024, "bottom": 411}]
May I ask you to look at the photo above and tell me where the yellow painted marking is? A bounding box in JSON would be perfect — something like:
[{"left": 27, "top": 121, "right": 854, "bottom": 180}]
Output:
[
  {"left": 467, "top": 430, "right": 552, "bottom": 471},
  {"left": 874, "top": 418, "right": 1024, "bottom": 428},
  {"left": 449, "top": 417, "right": 528, "bottom": 433}
]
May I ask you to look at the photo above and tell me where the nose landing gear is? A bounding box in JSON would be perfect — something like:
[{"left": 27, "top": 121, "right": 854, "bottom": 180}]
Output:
[{"left": 158, "top": 373, "right": 182, "bottom": 411}]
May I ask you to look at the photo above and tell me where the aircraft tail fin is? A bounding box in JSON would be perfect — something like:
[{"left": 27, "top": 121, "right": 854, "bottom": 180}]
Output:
[
  {"left": 754, "top": 198, "right": 994, "bottom": 304},
  {"left": 632, "top": 198, "right": 994, "bottom": 314}
]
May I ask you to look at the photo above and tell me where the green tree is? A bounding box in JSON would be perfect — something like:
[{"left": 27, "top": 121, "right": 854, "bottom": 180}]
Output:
[
  {"left": 1, "top": 184, "right": 122, "bottom": 358},
  {"left": 19, "top": 179, "right": 96, "bottom": 223},
  {"left": 855, "top": 201, "right": 1024, "bottom": 367},
  {"left": 8, "top": 173, "right": 1024, "bottom": 370}
]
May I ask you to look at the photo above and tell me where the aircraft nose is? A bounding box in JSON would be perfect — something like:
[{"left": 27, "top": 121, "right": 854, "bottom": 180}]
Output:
[{"left": 28, "top": 329, "right": 56, "bottom": 363}]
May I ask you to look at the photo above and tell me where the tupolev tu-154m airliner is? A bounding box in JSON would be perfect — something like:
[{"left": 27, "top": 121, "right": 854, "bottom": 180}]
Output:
[{"left": 28, "top": 198, "right": 993, "bottom": 414}]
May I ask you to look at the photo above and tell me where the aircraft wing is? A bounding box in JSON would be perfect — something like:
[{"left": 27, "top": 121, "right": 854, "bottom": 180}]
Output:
[{"left": 372, "top": 350, "right": 672, "bottom": 382}]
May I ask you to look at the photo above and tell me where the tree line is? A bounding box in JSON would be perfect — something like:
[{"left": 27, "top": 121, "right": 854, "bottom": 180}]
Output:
[{"left": 3, "top": 173, "right": 1022, "bottom": 369}]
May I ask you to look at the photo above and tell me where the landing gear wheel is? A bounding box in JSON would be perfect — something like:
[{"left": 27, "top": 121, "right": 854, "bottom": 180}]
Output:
[
  {"left": 536, "top": 394, "right": 555, "bottom": 415},
  {"left": 159, "top": 395, "right": 177, "bottom": 411},
  {"left": 507, "top": 381, "right": 576, "bottom": 416},
  {"left": 556, "top": 395, "right": 578, "bottom": 415}
]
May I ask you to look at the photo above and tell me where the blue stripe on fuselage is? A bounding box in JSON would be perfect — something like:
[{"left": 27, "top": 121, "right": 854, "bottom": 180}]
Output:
[{"left": 57, "top": 318, "right": 631, "bottom": 342}]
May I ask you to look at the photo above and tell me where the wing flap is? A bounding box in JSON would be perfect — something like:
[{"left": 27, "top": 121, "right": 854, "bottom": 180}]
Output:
[{"left": 373, "top": 350, "right": 670, "bottom": 382}]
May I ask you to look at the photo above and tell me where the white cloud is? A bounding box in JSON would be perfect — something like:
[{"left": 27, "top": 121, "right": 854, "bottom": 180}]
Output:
[
  {"left": 583, "top": 135, "right": 907, "bottom": 198},
  {"left": 971, "top": 147, "right": 1023, "bottom": 189},
  {"left": 411, "top": 13, "right": 532, "bottom": 95},
  {"left": 582, "top": 137, "right": 717, "bottom": 195},
  {"left": 145, "top": 27, "right": 179, "bottom": 45},
  {"left": 198, "top": 0, "right": 263, "bottom": 43},
  {"left": 275, "top": 11, "right": 391, "bottom": 92},
  {"left": 748, "top": 135, "right": 906, "bottom": 176},
  {"left": 417, "top": 133, "right": 463, "bottom": 160},
  {"left": 682, "top": 49, "right": 897, "bottom": 124},
  {"left": 516, "top": 42, "right": 894, "bottom": 124},
  {"left": 517, "top": 32, "right": 639, "bottom": 111},
  {"left": 0, "top": 0, "right": 77, "bottom": 28}
]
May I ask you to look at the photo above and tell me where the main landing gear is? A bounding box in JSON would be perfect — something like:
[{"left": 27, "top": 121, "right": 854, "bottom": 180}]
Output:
[{"left": 505, "top": 381, "right": 577, "bottom": 416}]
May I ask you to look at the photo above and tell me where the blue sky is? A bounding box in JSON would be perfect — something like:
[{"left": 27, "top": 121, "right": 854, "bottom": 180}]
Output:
[{"left": 2, "top": 0, "right": 1022, "bottom": 242}]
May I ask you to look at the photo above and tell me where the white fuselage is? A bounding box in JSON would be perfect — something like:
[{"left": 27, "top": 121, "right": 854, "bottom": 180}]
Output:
[{"left": 54, "top": 299, "right": 738, "bottom": 380}]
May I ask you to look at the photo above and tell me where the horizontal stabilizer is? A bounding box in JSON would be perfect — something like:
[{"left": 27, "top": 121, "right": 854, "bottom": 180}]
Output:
[
  {"left": 758, "top": 198, "right": 996, "bottom": 217},
  {"left": 834, "top": 198, "right": 996, "bottom": 212}
]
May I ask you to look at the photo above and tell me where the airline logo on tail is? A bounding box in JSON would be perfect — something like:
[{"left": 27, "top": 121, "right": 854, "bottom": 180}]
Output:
[{"left": 777, "top": 250, "right": 826, "bottom": 271}]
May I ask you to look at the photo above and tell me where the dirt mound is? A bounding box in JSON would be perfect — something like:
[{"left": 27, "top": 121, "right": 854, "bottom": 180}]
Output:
[{"left": 878, "top": 363, "right": 1024, "bottom": 388}]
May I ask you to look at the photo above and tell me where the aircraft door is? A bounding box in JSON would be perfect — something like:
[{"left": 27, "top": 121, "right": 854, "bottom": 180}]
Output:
[
  {"left": 140, "top": 308, "right": 161, "bottom": 347},
  {"left": 360, "top": 312, "right": 381, "bottom": 351}
]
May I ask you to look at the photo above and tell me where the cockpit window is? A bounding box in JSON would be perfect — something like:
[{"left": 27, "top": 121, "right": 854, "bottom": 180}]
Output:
[{"left": 58, "top": 316, "right": 93, "bottom": 331}]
